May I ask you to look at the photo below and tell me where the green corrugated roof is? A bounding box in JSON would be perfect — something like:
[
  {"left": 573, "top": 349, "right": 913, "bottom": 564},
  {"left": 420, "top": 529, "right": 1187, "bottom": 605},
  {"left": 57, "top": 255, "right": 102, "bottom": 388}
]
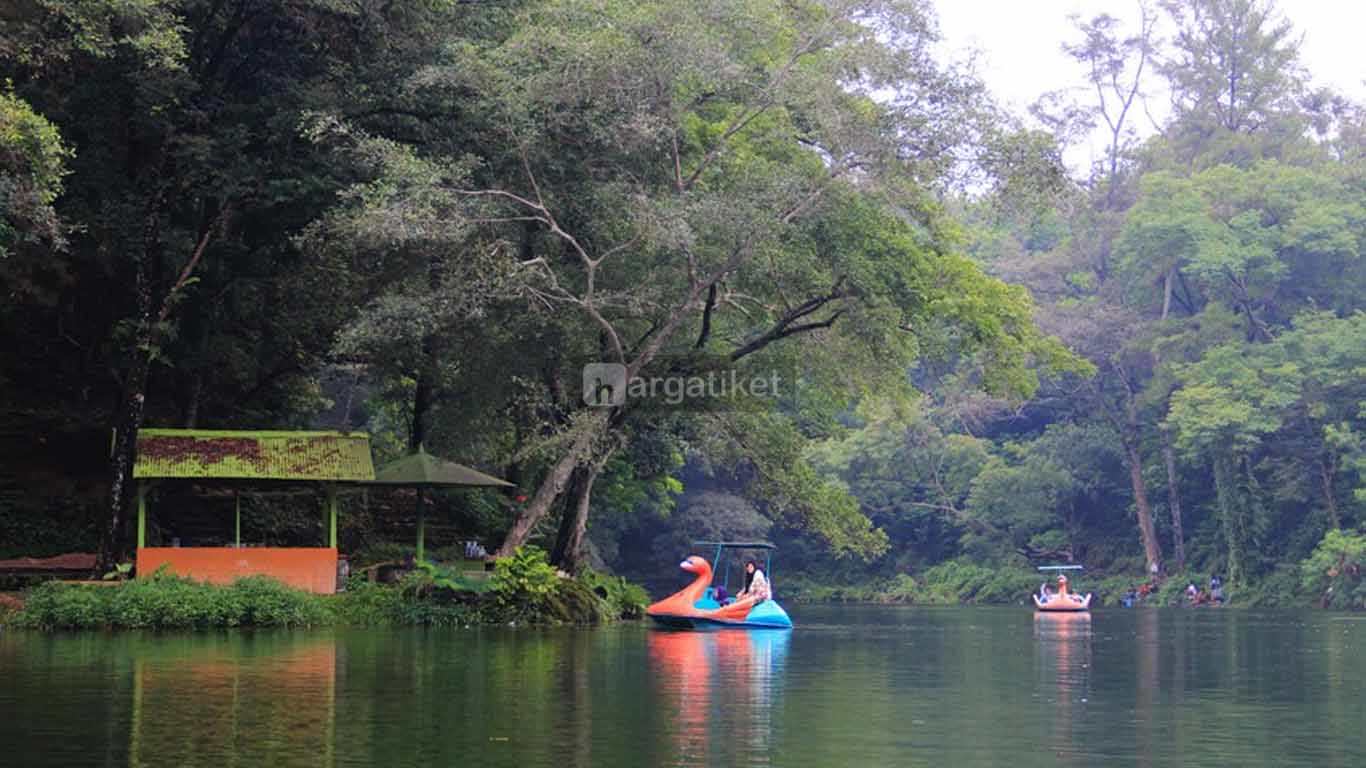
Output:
[
  {"left": 133, "top": 429, "right": 375, "bottom": 481},
  {"left": 370, "top": 446, "right": 514, "bottom": 488}
]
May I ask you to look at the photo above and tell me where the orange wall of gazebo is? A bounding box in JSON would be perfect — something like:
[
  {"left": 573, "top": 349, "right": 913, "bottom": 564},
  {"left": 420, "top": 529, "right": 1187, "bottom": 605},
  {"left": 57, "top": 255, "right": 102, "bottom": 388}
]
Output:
[{"left": 137, "top": 547, "right": 338, "bottom": 594}]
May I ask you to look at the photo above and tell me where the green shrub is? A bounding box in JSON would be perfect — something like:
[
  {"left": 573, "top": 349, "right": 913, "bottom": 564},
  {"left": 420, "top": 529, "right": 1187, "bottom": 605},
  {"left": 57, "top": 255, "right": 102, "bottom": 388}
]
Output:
[
  {"left": 229, "top": 576, "right": 331, "bottom": 627},
  {"left": 331, "top": 578, "right": 404, "bottom": 625},
  {"left": 915, "top": 561, "right": 1039, "bottom": 605},
  {"left": 1239, "top": 567, "right": 1301, "bottom": 608},
  {"left": 106, "top": 575, "right": 240, "bottom": 628},
  {"left": 490, "top": 546, "right": 560, "bottom": 611},
  {"left": 403, "top": 560, "right": 491, "bottom": 599},
  {"left": 578, "top": 569, "right": 649, "bottom": 619},
  {"left": 16, "top": 575, "right": 329, "bottom": 630},
  {"left": 1300, "top": 528, "right": 1366, "bottom": 610},
  {"left": 15, "top": 582, "right": 109, "bottom": 629},
  {"left": 540, "top": 579, "right": 607, "bottom": 624}
]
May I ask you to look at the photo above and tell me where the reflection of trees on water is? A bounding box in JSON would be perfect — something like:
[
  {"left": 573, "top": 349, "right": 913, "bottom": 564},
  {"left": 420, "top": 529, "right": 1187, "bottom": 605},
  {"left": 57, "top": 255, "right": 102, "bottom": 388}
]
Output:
[
  {"left": 1033, "top": 612, "right": 1092, "bottom": 766},
  {"left": 647, "top": 630, "right": 790, "bottom": 767}
]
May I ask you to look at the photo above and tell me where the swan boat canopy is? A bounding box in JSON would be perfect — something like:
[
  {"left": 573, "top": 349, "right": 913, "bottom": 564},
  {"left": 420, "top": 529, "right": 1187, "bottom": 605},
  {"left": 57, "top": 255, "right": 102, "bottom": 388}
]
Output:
[
  {"left": 647, "top": 541, "right": 794, "bottom": 630},
  {"left": 1033, "top": 565, "right": 1092, "bottom": 612}
]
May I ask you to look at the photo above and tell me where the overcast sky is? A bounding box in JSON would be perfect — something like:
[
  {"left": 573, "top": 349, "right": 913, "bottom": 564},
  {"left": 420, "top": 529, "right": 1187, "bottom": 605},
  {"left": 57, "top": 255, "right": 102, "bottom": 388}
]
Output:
[{"left": 931, "top": 0, "right": 1366, "bottom": 170}]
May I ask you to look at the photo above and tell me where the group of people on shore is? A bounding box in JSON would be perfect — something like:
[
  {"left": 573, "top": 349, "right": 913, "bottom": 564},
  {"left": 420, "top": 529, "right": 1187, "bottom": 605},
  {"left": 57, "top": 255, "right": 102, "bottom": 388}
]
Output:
[
  {"left": 1185, "top": 576, "right": 1224, "bottom": 605},
  {"left": 1119, "top": 575, "right": 1224, "bottom": 607}
]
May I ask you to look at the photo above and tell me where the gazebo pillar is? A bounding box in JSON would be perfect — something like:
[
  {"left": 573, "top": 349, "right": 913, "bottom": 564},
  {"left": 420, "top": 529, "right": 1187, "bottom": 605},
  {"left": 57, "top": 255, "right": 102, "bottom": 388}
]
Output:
[
  {"left": 136, "top": 483, "right": 148, "bottom": 549},
  {"left": 325, "top": 485, "right": 338, "bottom": 549},
  {"left": 415, "top": 489, "right": 426, "bottom": 562}
]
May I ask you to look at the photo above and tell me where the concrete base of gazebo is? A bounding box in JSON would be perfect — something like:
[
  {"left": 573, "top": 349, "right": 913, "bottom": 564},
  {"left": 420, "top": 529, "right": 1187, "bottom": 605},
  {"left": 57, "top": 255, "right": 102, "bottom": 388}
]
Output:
[{"left": 137, "top": 547, "right": 339, "bottom": 594}]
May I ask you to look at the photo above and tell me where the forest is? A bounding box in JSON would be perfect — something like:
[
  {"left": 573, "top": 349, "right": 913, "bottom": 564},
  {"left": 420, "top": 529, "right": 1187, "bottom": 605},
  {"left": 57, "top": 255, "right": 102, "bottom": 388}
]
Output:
[{"left": 1, "top": 0, "right": 1362, "bottom": 608}]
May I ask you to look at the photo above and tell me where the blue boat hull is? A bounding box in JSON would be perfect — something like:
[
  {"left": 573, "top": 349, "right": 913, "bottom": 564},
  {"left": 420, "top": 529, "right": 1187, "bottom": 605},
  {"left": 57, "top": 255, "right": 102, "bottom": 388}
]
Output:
[{"left": 648, "top": 599, "right": 793, "bottom": 630}]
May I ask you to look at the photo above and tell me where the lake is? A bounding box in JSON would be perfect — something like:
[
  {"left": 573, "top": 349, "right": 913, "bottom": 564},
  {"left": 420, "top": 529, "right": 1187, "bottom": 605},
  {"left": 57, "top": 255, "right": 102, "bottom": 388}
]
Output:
[{"left": 1, "top": 606, "right": 1362, "bottom": 767}]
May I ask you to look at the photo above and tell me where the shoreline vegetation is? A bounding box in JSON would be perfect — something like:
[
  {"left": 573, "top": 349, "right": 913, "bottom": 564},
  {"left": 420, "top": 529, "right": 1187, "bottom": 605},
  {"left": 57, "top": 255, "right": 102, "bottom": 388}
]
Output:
[
  {"left": 4, "top": 530, "right": 1359, "bottom": 632},
  {"left": 5, "top": 547, "right": 649, "bottom": 631},
  {"left": 787, "top": 528, "right": 1364, "bottom": 610}
]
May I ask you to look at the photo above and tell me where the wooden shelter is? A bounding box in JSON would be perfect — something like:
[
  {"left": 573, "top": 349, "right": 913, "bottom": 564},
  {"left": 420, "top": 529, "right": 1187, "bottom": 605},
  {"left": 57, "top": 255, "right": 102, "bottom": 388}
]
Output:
[{"left": 132, "top": 429, "right": 375, "bottom": 593}]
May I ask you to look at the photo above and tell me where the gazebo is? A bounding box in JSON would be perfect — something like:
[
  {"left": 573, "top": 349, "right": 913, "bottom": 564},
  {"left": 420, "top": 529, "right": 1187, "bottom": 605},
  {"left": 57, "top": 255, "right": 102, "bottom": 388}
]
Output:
[
  {"left": 367, "top": 445, "right": 514, "bottom": 561},
  {"left": 132, "top": 429, "right": 375, "bottom": 593}
]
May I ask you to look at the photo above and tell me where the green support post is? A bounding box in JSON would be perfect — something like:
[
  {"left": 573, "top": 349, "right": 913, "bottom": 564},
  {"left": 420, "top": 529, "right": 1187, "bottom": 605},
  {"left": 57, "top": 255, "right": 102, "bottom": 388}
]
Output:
[
  {"left": 326, "top": 485, "right": 338, "bottom": 549},
  {"left": 136, "top": 483, "right": 147, "bottom": 549},
  {"left": 234, "top": 491, "right": 241, "bottom": 548},
  {"left": 416, "top": 489, "right": 426, "bottom": 562}
]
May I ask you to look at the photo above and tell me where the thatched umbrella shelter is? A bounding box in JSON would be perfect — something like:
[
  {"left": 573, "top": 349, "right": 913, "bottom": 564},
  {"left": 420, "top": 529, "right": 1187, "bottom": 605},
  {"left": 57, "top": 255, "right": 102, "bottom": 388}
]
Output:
[{"left": 367, "top": 445, "right": 514, "bottom": 561}]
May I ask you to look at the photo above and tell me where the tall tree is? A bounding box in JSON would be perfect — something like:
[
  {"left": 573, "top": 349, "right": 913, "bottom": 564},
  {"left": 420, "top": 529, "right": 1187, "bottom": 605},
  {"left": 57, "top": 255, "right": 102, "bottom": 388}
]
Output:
[{"left": 1160, "top": 0, "right": 1304, "bottom": 137}]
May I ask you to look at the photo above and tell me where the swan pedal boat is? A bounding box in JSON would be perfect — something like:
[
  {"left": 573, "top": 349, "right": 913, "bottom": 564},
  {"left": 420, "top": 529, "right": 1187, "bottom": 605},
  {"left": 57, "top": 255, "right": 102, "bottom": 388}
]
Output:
[
  {"left": 1034, "top": 565, "right": 1092, "bottom": 613},
  {"left": 647, "top": 544, "right": 793, "bottom": 630}
]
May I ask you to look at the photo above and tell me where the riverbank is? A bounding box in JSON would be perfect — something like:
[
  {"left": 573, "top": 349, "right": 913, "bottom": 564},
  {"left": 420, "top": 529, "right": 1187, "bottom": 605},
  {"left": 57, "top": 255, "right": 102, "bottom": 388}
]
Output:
[
  {"left": 781, "top": 529, "right": 1365, "bottom": 610},
  {"left": 3, "top": 547, "right": 649, "bottom": 631}
]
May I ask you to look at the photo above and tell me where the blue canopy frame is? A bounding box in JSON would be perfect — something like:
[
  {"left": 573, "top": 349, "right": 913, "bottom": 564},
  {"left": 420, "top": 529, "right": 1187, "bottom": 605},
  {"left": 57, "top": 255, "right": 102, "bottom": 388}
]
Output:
[{"left": 692, "top": 541, "right": 777, "bottom": 594}]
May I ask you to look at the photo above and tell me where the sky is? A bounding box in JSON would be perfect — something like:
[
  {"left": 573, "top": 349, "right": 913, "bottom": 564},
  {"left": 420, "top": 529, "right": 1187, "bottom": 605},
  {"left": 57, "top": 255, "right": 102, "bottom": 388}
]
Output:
[{"left": 931, "top": 0, "right": 1366, "bottom": 170}]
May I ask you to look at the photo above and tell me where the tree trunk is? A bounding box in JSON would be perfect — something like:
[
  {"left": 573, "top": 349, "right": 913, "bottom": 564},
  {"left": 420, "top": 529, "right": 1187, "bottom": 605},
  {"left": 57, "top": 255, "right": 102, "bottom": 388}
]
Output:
[
  {"left": 1161, "top": 427, "right": 1185, "bottom": 572},
  {"left": 1125, "top": 440, "right": 1164, "bottom": 576},
  {"left": 99, "top": 205, "right": 163, "bottom": 571},
  {"left": 1212, "top": 453, "right": 1254, "bottom": 583},
  {"left": 183, "top": 369, "right": 204, "bottom": 428},
  {"left": 551, "top": 463, "right": 599, "bottom": 573},
  {"left": 1122, "top": 388, "right": 1163, "bottom": 576},
  {"left": 1319, "top": 455, "right": 1339, "bottom": 529},
  {"left": 1162, "top": 266, "right": 1175, "bottom": 320},
  {"left": 496, "top": 409, "right": 610, "bottom": 556},
  {"left": 410, "top": 352, "right": 434, "bottom": 451}
]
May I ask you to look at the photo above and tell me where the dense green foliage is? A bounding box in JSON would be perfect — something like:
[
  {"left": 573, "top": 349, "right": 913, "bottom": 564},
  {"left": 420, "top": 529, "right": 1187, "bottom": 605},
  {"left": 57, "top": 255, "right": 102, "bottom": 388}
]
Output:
[
  {"left": 0, "top": 0, "right": 1360, "bottom": 610},
  {"left": 15, "top": 574, "right": 331, "bottom": 630},
  {"left": 1299, "top": 529, "right": 1366, "bottom": 610},
  {"left": 9, "top": 554, "right": 642, "bottom": 630}
]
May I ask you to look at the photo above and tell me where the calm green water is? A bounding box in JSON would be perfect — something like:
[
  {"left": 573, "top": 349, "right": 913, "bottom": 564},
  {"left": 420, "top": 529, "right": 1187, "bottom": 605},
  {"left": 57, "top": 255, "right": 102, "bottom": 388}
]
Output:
[{"left": 1, "top": 606, "right": 1362, "bottom": 767}]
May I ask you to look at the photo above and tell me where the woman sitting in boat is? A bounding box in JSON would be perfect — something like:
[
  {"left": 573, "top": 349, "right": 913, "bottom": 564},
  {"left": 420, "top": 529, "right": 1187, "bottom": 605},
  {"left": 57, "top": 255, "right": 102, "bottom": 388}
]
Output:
[{"left": 738, "top": 560, "right": 771, "bottom": 602}]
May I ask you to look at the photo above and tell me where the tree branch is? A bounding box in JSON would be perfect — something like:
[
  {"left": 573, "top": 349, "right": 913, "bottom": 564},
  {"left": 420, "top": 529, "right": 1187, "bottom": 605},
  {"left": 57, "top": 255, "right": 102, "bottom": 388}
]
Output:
[{"left": 695, "top": 283, "right": 718, "bottom": 349}]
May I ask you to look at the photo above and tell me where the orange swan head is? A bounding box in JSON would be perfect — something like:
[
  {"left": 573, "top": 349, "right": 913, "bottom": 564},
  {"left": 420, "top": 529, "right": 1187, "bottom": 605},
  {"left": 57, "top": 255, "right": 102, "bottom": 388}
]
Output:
[{"left": 647, "top": 555, "right": 715, "bottom": 616}]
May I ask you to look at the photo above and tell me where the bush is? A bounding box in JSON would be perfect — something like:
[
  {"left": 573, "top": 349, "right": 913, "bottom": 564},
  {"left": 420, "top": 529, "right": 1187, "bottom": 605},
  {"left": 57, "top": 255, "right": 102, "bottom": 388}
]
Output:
[
  {"left": 1300, "top": 528, "right": 1366, "bottom": 610},
  {"left": 15, "top": 582, "right": 110, "bottom": 629},
  {"left": 229, "top": 576, "right": 331, "bottom": 627},
  {"left": 915, "top": 561, "right": 1039, "bottom": 605},
  {"left": 1239, "top": 566, "right": 1301, "bottom": 608},
  {"left": 0, "top": 593, "right": 22, "bottom": 624},
  {"left": 16, "top": 574, "right": 330, "bottom": 630},
  {"left": 490, "top": 546, "right": 560, "bottom": 612},
  {"left": 578, "top": 569, "right": 649, "bottom": 619},
  {"left": 403, "top": 560, "right": 491, "bottom": 599}
]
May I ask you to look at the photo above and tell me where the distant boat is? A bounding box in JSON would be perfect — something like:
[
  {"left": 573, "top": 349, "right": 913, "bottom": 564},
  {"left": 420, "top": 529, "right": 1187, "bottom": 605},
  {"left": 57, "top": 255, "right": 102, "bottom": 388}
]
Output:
[{"left": 1033, "top": 565, "right": 1092, "bottom": 612}]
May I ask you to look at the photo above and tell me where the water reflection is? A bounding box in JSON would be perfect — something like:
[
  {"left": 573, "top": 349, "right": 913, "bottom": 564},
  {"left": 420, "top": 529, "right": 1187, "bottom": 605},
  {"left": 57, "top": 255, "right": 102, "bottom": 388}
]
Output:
[
  {"left": 647, "top": 629, "right": 790, "bottom": 767},
  {"left": 3, "top": 609, "right": 1363, "bottom": 768},
  {"left": 1033, "top": 612, "right": 1092, "bottom": 764},
  {"left": 127, "top": 634, "right": 337, "bottom": 768}
]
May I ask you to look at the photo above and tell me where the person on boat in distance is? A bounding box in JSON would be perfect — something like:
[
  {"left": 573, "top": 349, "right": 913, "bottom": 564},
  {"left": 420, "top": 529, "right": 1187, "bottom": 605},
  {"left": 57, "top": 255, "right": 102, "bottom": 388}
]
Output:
[{"left": 738, "top": 560, "right": 771, "bottom": 602}]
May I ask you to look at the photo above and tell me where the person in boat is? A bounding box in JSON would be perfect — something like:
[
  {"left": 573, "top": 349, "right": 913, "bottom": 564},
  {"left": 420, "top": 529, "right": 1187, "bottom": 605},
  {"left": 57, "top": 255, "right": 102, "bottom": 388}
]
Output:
[
  {"left": 1039, "top": 582, "right": 1052, "bottom": 603},
  {"left": 738, "top": 560, "right": 771, "bottom": 602}
]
